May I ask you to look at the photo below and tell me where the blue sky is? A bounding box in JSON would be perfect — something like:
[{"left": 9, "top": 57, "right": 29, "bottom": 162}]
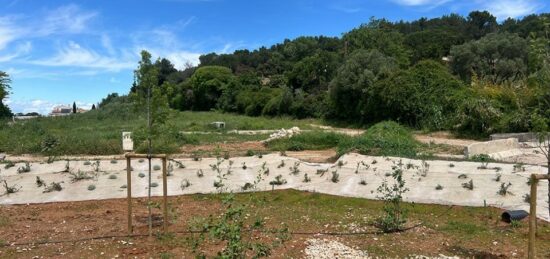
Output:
[{"left": 1, "top": 0, "right": 548, "bottom": 114}]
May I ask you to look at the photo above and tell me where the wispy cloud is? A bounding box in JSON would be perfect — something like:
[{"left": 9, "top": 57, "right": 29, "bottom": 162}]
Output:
[
  {"left": 38, "top": 4, "right": 98, "bottom": 36},
  {"left": 481, "top": 0, "right": 543, "bottom": 20},
  {"left": 391, "top": 0, "right": 450, "bottom": 7},
  {"left": 30, "top": 41, "right": 134, "bottom": 71},
  {"left": 0, "top": 41, "right": 31, "bottom": 62}
]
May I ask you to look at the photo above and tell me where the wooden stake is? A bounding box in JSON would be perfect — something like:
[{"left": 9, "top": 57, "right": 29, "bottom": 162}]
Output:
[
  {"left": 528, "top": 175, "right": 538, "bottom": 259},
  {"left": 126, "top": 156, "right": 132, "bottom": 236},
  {"left": 162, "top": 157, "right": 168, "bottom": 233}
]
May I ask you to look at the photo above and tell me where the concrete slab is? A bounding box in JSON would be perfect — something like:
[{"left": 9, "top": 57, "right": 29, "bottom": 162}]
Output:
[
  {"left": 1, "top": 153, "right": 548, "bottom": 222},
  {"left": 466, "top": 138, "right": 519, "bottom": 158}
]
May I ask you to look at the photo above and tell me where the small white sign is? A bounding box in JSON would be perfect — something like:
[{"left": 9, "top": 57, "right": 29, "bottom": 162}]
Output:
[{"left": 122, "top": 132, "right": 134, "bottom": 151}]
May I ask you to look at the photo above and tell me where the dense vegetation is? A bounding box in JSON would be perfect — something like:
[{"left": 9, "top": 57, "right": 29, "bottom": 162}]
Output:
[
  {"left": 0, "top": 72, "right": 12, "bottom": 118},
  {"left": 103, "top": 11, "right": 550, "bottom": 136},
  {"left": 0, "top": 99, "right": 319, "bottom": 155}
]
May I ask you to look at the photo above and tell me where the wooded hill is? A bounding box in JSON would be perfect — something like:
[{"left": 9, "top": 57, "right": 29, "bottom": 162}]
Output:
[{"left": 118, "top": 11, "right": 550, "bottom": 136}]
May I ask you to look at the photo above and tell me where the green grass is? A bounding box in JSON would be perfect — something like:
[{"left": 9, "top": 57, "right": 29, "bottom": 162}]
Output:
[
  {"left": 267, "top": 131, "right": 351, "bottom": 151},
  {"left": 0, "top": 102, "right": 320, "bottom": 156},
  {"left": 268, "top": 121, "right": 420, "bottom": 158}
]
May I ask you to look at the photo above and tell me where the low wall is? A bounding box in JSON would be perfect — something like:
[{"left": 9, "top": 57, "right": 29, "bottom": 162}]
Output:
[
  {"left": 466, "top": 138, "right": 519, "bottom": 158},
  {"left": 490, "top": 132, "right": 538, "bottom": 142}
]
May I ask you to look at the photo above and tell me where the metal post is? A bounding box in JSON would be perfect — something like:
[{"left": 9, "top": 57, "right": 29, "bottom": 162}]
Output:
[
  {"left": 162, "top": 158, "right": 168, "bottom": 233},
  {"left": 528, "top": 175, "right": 538, "bottom": 259},
  {"left": 126, "top": 156, "right": 132, "bottom": 236}
]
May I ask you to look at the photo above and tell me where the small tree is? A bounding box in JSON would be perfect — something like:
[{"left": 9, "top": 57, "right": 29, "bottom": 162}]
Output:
[
  {"left": 91, "top": 104, "right": 96, "bottom": 110},
  {"left": 72, "top": 102, "right": 77, "bottom": 113},
  {"left": 376, "top": 163, "right": 409, "bottom": 232}
]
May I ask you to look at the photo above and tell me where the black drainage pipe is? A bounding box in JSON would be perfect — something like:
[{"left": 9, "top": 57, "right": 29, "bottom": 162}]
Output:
[{"left": 501, "top": 210, "right": 529, "bottom": 223}]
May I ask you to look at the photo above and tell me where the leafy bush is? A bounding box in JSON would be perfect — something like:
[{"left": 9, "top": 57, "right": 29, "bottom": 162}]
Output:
[
  {"left": 339, "top": 121, "right": 418, "bottom": 157},
  {"left": 376, "top": 163, "right": 409, "bottom": 232},
  {"left": 269, "top": 175, "right": 287, "bottom": 186},
  {"left": 87, "top": 185, "right": 96, "bottom": 191},
  {"left": 267, "top": 131, "right": 350, "bottom": 151}
]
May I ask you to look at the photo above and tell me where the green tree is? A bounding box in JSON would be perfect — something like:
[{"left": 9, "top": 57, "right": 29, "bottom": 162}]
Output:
[
  {"left": 0, "top": 71, "right": 12, "bottom": 118},
  {"left": 343, "top": 19, "right": 411, "bottom": 67},
  {"left": 188, "top": 66, "right": 236, "bottom": 111},
  {"left": 131, "top": 50, "right": 169, "bottom": 133},
  {"left": 328, "top": 49, "right": 398, "bottom": 122},
  {"left": 466, "top": 11, "right": 498, "bottom": 39},
  {"left": 450, "top": 32, "right": 529, "bottom": 83},
  {"left": 374, "top": 60, "right": 465, "bottom": 129}
]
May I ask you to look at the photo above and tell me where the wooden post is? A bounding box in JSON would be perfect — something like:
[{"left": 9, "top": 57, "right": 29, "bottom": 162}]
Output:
[
  {"left": 126, "top": 156, "right": 133, "bottom": 236},
  {"left": 162, "top": 157, "right": 168, "bottom": 233},
  {"left": 527, "top": 174, "right": 550, "bottom": 259}
]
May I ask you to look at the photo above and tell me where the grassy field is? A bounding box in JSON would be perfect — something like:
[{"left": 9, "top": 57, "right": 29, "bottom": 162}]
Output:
[
  {"left": 0, "top": 189, "right": 548, "bottom": 258},
  {"left": 0, "top": 102, "right": 320, "bottom": 155}
]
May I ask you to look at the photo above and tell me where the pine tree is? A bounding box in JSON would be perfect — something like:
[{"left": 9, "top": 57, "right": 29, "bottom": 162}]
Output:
[{"left": 72, "top": 102, "right": 77, "bottom": 113}]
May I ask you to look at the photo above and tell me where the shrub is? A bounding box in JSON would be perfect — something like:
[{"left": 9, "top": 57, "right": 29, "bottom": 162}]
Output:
[
  {"left": 376, "top": 163, "right": 409, "bottom": 232},
  {"left": 150, "top": 182, "right": 159, "bottom": 188},
  {"left": 289, "top": 162, "right": 300, "bottom": 175},
  {"left": 435, "top": 184, "right": 443, "bottom": 190},
  {"left": 108, "top": 174, "right": 117, "bottom": 180},
  {"left": 3, "top": 161, "right": 15, "bottom": 169},
  {"left": 180, "top": 179, "right": 191, "bottom": 190},
  {"left": 17, "top": 162, "right": 31, "bottom": 174},
  {"left": 458, "top": 174, "right": 468, "bottom": 179},
  {"left": 36, "top": 176, "right": 45, "bottom": 187},
  {"left": 359, "top": 179, "right": 367, "bottom": 185},
  {"left": 83, "top": 161, "right": 91, "bottom": 166},
  {"left": 241, "top": 182, "right": 254, "bottom": 191},
  {"left": 330, "top": 171, "right": 340, "bottom": 183},
  {"left": 43, "top": 181, "right": 63, "bottom": 193},
  {"left": 87, "top": 184, "right": 96, "bottom": 191},
  {"left": 110, "top": 160, "right": 118, "bottom": 164},
  {"left": 449, "top": 163, "right": 455, "bottom": 168},
  {"left": 267, "top": 131, "right": 350, "bottom": 151},
  {"left": 269, "top": 175, "right": 287, "bottom": 186},
  {"left": 153, "top": 165, "right": 161, "bottom": 171},
  {"left": 462, "top": 179, "right": 474, "bottom": 190},
  {"left": 196, "top": 169, "right": 204, "bottom": 178},
  {"left": 2, "top": 180, "right": 21, "bottom": 195},
  {"left": 523, "top": 194, "right": 530, "bottom": 203},
  {"left": 497, "top": 182, "right": 512, "bottom": 196},
  {"left": 339, "top": 121, "right": 418, "bottom": 157},
  {"left": 277, "top": 160, "right": 285, "bottom": 168},
  {"left": 494, "top": 174, "right": 501, "bottom": 182},
  {"left": 120, "top": 185, "right": 127, "bottom": 189},
  {"left": 246, "top": 150, "right": 255, "bottom": 156},
  {"left": 303, "top": 173, "right": 311, "bottom": 183},
  {"left": 69, "top": 170, "right": 94, "bottom": 182},
  {"left": 138, "top": 172, "right": 145, "bottom": 178}
]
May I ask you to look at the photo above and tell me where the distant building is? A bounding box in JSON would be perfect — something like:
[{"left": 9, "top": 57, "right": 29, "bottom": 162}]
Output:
[{"left": 49, "top": 105, "right": 73, "bottom": 116}]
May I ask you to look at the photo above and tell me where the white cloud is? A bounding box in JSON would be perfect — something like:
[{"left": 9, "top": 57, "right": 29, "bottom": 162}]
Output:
[
  {"left": 0, "top": 41, "right": 31, "bottom": 62},
  {"left": 38, "top": 4, "right": 98, "bottom": 35},
  {"left": 482, "top": 0, "right": 543, "bottom": 20},
  {"left": 0, "top": 16, "right": 22, "bottom": 50},
  {"left": 6, "top": 98, "right": 94, "bottom": 114},
  {"left": 392, "top": 0, "right": 450, "bottom": 7},
  {"left": 30, "top": 41, "right": 135, "bottom": 71}
]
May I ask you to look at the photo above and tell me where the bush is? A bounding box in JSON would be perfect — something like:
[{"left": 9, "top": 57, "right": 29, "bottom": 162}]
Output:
[
  {"left": 267, "top": 131, "right": 350, "bottom": 151},
  {"left": 87, "top": 185, "right": 96, "bottom": 191},
  {"left": 339, "top": 121, "right": 418, "bottom": 157}
]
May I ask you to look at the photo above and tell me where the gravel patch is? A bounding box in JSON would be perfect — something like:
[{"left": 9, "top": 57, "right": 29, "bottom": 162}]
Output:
[{"left": 304, "top": 238, "right": 460, "bottom": 259}]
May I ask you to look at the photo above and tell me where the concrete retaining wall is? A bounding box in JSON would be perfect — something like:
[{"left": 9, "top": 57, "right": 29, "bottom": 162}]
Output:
[
  {"left": 490, "top": 132, "right": 538, "bottom": 142},
  {"left": 466, "top": 138, "right": 519, "bottom": 158}
]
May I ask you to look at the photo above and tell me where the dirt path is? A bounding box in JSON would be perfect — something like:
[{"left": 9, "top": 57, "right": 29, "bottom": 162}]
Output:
[{"left": 414, "top": 132, "right": 480, "bottom": 147}]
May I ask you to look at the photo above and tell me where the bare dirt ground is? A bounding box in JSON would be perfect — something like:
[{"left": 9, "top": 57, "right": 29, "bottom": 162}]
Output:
[{"left": 1, "top": 191, "right": 549, "bottom": 258}]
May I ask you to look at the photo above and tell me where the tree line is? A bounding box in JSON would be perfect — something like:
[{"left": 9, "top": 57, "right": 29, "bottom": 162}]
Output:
[{"left": 4, "top": 10, "right": 549, "bottom": 136}]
